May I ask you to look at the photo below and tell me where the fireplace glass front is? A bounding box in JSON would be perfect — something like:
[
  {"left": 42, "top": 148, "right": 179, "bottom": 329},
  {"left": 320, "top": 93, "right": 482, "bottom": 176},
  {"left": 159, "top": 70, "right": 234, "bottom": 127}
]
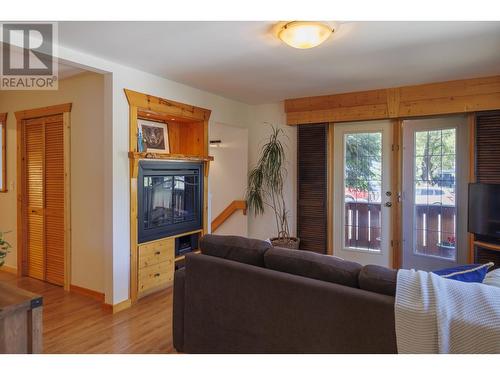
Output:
[{"left": 138, "top": 161, "right": 203, "bottom": 243}]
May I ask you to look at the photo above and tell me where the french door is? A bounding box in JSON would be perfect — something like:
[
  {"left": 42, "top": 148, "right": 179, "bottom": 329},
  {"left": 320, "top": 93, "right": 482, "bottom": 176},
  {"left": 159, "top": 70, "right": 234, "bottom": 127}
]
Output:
[
  {"left": 401, "top": 115, "right": 469, "bottom": 270},
  {"left": 333, "top": 120, "right": 393, "bottom": 267}
]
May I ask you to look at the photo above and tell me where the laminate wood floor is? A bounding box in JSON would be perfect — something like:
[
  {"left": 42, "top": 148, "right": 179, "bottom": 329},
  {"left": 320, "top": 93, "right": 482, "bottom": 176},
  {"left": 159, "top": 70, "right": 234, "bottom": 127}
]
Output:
[{"left": 0, "top": 270, "right": 175, "bottom": 354}]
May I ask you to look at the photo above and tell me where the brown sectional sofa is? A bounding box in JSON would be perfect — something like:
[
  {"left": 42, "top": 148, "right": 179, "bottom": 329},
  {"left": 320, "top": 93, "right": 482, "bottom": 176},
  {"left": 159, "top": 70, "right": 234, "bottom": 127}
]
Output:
[{"left": 173, "top": 234, "right": 398, "bottom": 353}]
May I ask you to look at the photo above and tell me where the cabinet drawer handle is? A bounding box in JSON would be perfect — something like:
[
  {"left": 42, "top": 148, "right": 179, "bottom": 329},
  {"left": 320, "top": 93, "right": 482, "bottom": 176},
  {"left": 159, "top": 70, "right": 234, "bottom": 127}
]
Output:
[
  {"left": 155, "top": 251, "right": 161, "bottom": 255},
  {"left": 154, "top": 273, "right": 160, "bottom": 277}
]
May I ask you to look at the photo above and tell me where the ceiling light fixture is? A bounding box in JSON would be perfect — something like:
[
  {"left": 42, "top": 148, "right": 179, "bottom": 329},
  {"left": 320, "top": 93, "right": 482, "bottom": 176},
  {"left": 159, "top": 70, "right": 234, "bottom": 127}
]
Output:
[{"left": 278, "top": 21, "right": 334, "bottom": 49}]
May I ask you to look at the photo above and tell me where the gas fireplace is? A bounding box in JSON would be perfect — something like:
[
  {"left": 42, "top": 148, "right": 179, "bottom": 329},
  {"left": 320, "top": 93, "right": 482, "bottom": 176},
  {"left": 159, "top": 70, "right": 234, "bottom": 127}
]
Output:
[{"left": 138, "top": 160, "right": 203, "bottom": 243}]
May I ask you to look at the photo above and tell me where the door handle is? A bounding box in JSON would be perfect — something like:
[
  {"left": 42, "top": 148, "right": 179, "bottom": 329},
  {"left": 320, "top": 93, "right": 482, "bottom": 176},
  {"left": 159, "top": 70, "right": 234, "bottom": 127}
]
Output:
[{"left": 385, "top": 202, "right": 392, "bottom": 207}]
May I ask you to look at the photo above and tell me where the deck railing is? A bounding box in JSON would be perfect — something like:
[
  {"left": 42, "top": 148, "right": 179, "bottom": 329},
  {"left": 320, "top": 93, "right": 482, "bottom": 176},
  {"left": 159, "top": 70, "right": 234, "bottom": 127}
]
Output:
[{"left": 344, "top": 202, "right": 456, "bottom": 258}]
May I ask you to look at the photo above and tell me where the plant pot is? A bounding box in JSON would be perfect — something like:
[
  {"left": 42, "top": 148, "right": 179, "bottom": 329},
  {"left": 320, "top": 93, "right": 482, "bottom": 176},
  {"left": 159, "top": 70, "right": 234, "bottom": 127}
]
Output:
[
  {"left": 270, "top": 237, "right": 300, "bottom": 250},
  {"left": 437, "top": 243, "right": 455, "bottom": 258}
]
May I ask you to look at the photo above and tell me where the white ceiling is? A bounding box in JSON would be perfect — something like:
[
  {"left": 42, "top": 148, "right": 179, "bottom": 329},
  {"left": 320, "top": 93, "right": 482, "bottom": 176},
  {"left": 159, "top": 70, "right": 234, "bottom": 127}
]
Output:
[{"left": 58, "top": 21, "right": 500, "bottom": 104}]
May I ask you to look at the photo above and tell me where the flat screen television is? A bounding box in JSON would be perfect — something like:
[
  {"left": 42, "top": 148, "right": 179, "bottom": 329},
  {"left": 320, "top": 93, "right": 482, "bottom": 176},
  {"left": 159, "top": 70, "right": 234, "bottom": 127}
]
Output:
[{"left": 468, "top": 183, "right": 500, "bottom": 239}]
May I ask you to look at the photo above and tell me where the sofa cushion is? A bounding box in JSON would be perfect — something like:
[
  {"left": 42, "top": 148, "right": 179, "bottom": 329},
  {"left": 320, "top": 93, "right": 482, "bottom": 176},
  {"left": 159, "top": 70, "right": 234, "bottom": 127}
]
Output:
[
  {"left": 199, "top": 234, "right": 272, "bottom": 267},
  {"left": 358, "top": 265, "right": 397, "bottom": 296},
  {"left": 264, "top": 247, "right": 362, "bottom": 288}
]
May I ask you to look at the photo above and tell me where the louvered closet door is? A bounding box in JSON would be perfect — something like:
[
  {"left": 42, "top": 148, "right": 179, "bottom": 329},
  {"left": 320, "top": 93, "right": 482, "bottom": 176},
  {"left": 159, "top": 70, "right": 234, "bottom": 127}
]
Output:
[
  {"left": 44, "top": 115, "right": 65, "bottom": 285},
  {"left": 23, "top": 114, "right": 65, "bottom": 286},
  {"left": 24, "top": 119, "right": 45, "bottom": 280}
]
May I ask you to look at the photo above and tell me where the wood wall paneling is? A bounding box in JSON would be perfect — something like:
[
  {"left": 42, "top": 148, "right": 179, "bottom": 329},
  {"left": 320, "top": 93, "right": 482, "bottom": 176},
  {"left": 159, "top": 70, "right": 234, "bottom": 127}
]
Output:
[
  {"left": 297, "top": 124, "right": 328, "bottom": 253},
  {"left": 285, "top": 75, "right": 500, "bottom": 125}
]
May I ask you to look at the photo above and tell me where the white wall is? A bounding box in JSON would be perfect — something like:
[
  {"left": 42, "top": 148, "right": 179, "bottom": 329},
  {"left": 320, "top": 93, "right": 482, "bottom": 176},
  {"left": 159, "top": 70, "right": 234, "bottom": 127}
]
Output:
[
  {"left": 209, "top": 123, "right": 249, "bottom": 237},
  {"left": 0, "top": 72, "right": 106, "bottom": 293},
  {"left": 245, "top": 103, "right": 297, "bottom": 241},
  {"left": 206, "top": 102, "right": 296, "bottom": 242}
]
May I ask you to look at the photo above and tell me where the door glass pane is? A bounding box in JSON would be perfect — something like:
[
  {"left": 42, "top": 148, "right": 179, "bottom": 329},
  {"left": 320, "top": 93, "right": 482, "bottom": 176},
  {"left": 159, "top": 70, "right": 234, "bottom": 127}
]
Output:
[
  {"left": 344, "top": 132, "right": 382, "bottom": 251},
  {"left": 413, "top": 129, "right": 456, "bottom": 260}
]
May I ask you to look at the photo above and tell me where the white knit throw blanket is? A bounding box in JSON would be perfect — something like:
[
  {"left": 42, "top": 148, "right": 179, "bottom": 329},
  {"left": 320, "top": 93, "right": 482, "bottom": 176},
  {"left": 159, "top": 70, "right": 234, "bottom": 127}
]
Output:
[{"left": 395, "top": 269, "right": 500, "bottom": 354}]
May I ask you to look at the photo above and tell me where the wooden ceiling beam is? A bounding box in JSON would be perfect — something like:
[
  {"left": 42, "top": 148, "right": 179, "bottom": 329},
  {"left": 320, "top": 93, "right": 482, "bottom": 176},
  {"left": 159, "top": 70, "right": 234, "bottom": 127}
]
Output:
[{"left": 285, "top": 75, "right": 500, "bottom": 125}]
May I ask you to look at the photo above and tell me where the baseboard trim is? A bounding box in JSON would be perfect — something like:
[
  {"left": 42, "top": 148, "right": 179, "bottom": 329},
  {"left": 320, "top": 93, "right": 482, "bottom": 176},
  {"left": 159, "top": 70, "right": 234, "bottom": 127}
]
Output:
[
  {"left": 102, "top": 299, "right": 132, "bottom": 314},
  {"left": 0, "top": 265, "right": 18, "bottom": 275},
  {"left": 70, "top": 284, "right": 105, "bottom": 303}
]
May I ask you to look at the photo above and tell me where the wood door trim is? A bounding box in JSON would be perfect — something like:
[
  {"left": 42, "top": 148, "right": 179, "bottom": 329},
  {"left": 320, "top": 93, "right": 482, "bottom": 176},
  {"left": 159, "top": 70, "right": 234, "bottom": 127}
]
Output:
[
  {"left": 391, "top": 119, "right": 403, "bottom": 269},
  {"left": 326, "top": 123, "right": 334, "bottom": 255},
  {"left": 63, "top": 112, "right": 71, "bottom": 291},
  {"left": 16, "top": 104, "right": 72, "bottom": 290},
  {"left": 17, "top": 118, "right": 27, "bottom": 276},
  {"left": 0, "top": 113, "right": 6, "bottom": 193},
  {"left": 15, "top": 103, "right": 72, "bottom": 121}
]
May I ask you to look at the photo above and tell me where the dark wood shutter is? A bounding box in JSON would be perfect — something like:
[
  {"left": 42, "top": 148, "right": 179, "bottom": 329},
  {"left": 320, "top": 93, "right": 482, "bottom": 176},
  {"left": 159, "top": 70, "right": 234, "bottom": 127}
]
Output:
[
  {"left": 474, "top": 110, "right": 500, "bottom": 265},
  {"left": 297, "top": 124, "right": 328, "bottom": 253},
  {"left": 476, "top": 110, "right": 500, "bottom": 183}
]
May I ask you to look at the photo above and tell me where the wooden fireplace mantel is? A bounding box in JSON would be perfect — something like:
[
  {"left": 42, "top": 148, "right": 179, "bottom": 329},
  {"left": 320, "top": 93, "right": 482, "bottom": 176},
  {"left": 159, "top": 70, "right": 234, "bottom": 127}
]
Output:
[{"left": 128, "top": 151, "right": 213, "bottom": 179}]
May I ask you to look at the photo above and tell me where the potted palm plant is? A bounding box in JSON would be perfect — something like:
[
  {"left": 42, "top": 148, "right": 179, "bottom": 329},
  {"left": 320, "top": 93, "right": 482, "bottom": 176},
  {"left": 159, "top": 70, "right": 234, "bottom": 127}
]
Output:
[
  {"left": 0, "top": 230, "right": 12, "bottom": 267},
  {"left": 246, "top": 125, "right": 299, "bottom": 249}
]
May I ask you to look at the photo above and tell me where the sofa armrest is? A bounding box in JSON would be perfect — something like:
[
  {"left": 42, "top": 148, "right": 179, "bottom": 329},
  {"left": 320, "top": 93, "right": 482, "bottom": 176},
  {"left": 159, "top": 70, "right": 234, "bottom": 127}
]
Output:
[{"left": 173, "top": 267, "right": 186, "bottom": 352}]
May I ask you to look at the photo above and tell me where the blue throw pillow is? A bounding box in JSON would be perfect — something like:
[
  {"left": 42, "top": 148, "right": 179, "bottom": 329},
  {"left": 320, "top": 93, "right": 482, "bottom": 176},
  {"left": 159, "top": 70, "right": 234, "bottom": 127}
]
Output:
[{"left": 432, "top": 262, "right": 494, "bottom": 283}]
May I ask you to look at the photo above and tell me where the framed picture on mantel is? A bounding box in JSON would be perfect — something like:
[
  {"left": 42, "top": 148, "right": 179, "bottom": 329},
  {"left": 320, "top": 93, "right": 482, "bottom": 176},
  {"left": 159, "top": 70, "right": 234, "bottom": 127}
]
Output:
[{"left": 137, "top": 119, "right": 170, "bottom": 153}]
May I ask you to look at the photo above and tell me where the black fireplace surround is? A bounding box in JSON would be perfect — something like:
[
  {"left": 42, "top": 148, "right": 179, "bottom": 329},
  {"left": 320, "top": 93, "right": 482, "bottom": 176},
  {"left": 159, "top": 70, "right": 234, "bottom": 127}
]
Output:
[{"left": 138, "top": 160, "right": 203, "bottom": 244}]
